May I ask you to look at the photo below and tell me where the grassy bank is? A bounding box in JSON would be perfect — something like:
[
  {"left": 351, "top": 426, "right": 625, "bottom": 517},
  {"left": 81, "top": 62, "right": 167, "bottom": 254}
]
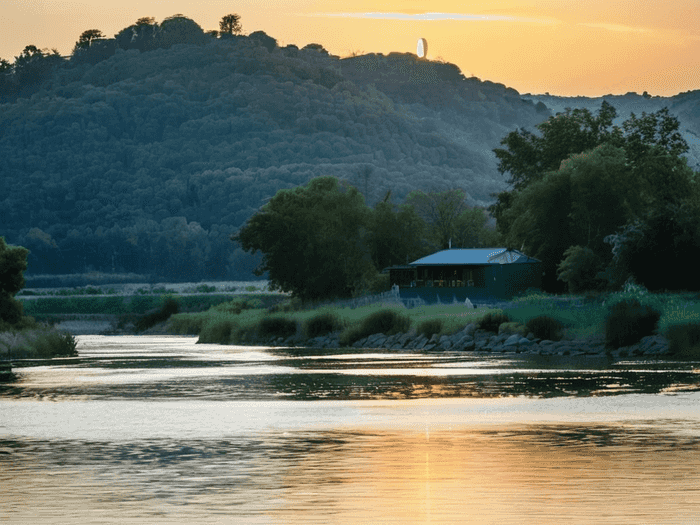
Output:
[{"left": 165, "top": 287, "right": 700, "bottom": 355}]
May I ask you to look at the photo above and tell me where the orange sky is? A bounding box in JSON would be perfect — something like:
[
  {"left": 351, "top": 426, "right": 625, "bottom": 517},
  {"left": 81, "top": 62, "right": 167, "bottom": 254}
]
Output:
[{"left": 1, "top": 0, "right": 699, "bottom": 96}]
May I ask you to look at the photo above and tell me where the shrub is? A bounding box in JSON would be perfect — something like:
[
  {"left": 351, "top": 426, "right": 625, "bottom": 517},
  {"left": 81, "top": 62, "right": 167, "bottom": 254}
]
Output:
[
  {"left": 477, "top": 311, "right": 511, "bottom": 333},
  {"left": 525, "top": 315, "right": 565, "bottom": 341},
  {"left": 257, "top": 316, "right": 297, "bottom": 340},
  {"left": 31, "top": 330, "right": 78, "bottom": 358},
  {"left": 167, "top": 314, "right": 204, "bottom": 335},
  {"left": 198, "top": 318, "right": 237, "bottom": 344},
  {"left": 0, "top": 328, "right": 77, "bottom": 359},
  {"left": 604, "top": 299, "right": 661, "bottom": 349},
  {"left": 135, "top": 297, "right": 179, "bottom": 332},
  {"left": 338, "top": 326, "right": 364, "bottom": 347},
  {"left": 304, "top": 312, "right": 342, "bottom": 338},
  {"left": 665, "top": 322, "right": 700, "bottom": 357},
  {"left": 556, "top": 245, "right": 605, "bottom": 294},
  {"left": 418, "top": 319, "right": 443, "bottom": 338},
  {"left": 362, "top": 310, "right": 410, "bottom": 337}
]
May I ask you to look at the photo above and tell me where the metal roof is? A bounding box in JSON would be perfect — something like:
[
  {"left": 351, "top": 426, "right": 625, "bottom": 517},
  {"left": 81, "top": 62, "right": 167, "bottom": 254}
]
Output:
[{"left": 409, "top": 248, "right": 541, "bottom": 266}]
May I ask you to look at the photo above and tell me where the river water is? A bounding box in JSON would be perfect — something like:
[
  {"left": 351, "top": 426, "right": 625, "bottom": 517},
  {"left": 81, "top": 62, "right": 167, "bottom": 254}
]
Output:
[{"left": 2, "top": 335, "right": 700, "bottom": 524}]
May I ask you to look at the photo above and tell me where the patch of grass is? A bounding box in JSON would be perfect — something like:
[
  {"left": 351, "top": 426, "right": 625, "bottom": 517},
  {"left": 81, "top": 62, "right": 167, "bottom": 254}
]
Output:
[{"left": 604, "top": 299, "right": 661, "bottom": 349}]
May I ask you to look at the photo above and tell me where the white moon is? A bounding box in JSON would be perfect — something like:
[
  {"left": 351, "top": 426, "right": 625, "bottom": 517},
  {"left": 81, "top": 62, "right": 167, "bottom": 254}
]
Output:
[{"left": 417, "top": 38, "right": 427, "bottom": 58}]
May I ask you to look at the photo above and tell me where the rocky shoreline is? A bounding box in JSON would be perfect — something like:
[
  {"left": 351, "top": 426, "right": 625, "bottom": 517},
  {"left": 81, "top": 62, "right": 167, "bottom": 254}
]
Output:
[{"left": 266, "top": 321, "right": 672, "bottom": 359}]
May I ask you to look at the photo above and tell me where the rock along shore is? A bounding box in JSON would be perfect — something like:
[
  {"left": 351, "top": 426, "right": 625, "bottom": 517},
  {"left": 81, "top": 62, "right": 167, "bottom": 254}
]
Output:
[{"left": 261, "top": 321, "right": 671, "bottom": 359}]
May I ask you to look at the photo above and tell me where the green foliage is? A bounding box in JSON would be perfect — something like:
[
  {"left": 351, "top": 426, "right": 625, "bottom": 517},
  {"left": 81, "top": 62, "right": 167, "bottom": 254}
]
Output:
[
  {"left": 304, "top": 312, "right": 342, "bottom": 338},
  {"left": 0, "top": 328, "right": 77, "bottom": 359},
  {"left": 0, "top": 237, "right": 29, "bottom": 327},
  {"left": 418, "top": 318, "right": 443, "bottom": 338},
  {"left": 0, "top": 293, "right": 24, "bottom": 326},
  {"left": 134, "top": 296, "right": 179, "bottom": 332},
  {"left": 477, "top": 311, "right": 511, "bottom": 333},
  {"left": 257, "top": 316, "right": 297, "bottom": 339},
  {"left": 167, "top": 313, "right": 205, "bottom": 335},
  {"left": 490, "top": 102, "right": 696, "bottom": 294},
  {"left": 199, "top": 317, "right": 238, "bottom": 344},
  {"left": 339, "top": 309, "right": 410, "bottom": 346},
  {"left": 604, "top": 299, "right": 661, "bottom": 349},
  {"left": 557, "top": 245, "right": 605, "bottom": 294},
  {"left": 235, "top": 176, "right": 377, "bottom": 301},
  {"left": 525, "top": 315, "right": 565, "bottom": 341},
  {"left": 368, "top": 200, "right": 427, "bottom": 271},
  {"left": 0, "top": 237, "right": 29, "bottom": 297},
  {"left": 492, "top": 101, "right": 618, "bottom": 193},
  {"left": 664, "top": 322, "right": 700, "bottom": 357},
  {"left": 602, "top": 200, "right": 700, "bottom": 292}
]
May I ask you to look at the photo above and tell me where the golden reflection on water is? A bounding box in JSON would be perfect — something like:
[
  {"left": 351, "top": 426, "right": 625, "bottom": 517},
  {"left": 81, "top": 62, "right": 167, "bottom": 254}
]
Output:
[
  {"left": 270, "top": 426, "right": 700, "bottom": 524},
  {"left": 3, "top": 423, "right": 700, "bottom": 524}
]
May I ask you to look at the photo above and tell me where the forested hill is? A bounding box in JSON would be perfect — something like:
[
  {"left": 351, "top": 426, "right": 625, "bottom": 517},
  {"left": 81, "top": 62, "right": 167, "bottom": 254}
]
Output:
[
  {"left": 521, "top": 91, "right": 700, "bottom": 170},
  {"left": 1, "top": 24, "right": 698, "bottom": 282}
]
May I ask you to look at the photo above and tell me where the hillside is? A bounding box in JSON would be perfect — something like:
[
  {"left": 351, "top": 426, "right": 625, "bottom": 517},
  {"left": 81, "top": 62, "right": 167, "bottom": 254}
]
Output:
[
  {"left": 1, "top": 27, "right": 698, "bottom": 282},
  {"left": 522, "top": 91, "right": 700, "bottom": 170}
]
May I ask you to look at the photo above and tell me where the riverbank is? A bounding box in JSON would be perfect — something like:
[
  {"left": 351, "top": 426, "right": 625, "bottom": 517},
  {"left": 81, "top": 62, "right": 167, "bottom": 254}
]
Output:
[{"left": 232, "top": 321, "right": 671, "bottom": 360}]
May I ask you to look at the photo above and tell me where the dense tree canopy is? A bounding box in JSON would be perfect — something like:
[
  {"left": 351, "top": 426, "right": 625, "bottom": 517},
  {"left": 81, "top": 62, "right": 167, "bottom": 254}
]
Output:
[
  {"left": 234, "top": 177, "right": 375, "bottom": 300},
  {"left": 0, "top": 237, "right": 29, "bottom": 326},
  {"left": 493, "top": 104, "right": 700, "bottom": 293},
  {"left": 235, "top": 178, "right": 504, "bottom": 300}
]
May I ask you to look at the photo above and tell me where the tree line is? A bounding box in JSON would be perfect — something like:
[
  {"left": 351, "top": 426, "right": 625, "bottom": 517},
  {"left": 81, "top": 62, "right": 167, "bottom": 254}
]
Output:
[
  {"left": 238, "top": 103, "right": 700, "bottom": 300},
  {"left": 234, "top": 178, "right": 500, "bottom": 300},
  {"left": 488, "top": 101, "right": 700, "bottom": 294}
]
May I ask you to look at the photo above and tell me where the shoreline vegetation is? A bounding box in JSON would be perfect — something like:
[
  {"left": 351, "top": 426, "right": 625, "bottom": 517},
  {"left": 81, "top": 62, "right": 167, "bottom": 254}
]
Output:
[
  {"left": 1, "top": 281, "right": 274, "bottom": 366},
  {"left": 5, "top": 283, "right": 700, "bottom": 367},
  {"left": 161, "top": 285, "right": 700, "bottom": 359}
]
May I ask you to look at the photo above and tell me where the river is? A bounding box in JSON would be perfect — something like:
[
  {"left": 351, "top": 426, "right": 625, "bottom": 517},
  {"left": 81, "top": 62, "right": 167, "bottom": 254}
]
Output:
[{"left": 2, "top": 335, "right": 700, "bottom": 524}]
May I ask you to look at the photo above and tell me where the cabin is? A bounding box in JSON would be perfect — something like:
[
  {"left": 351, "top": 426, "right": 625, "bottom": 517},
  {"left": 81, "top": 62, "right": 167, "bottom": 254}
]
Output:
[{"left": 388, "top": 248, "right": 543, "bottom": 304}]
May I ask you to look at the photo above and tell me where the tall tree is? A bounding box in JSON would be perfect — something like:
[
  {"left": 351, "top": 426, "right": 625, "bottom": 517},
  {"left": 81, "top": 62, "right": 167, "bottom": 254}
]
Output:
[
  {"left": 233, "top": 177, "right": 375, "bottom": 301},
  {"left": 219, "top": 14, "right": 243, "bottom": 35},
  {"left": 0, "top": 237, "right": 29, "bottom": 326},
  {"left": 367, "top": 200, "right": 427, "bottom": 270},
  {"left": 405, "top": 189, "right": 468, "bottom": 250}
]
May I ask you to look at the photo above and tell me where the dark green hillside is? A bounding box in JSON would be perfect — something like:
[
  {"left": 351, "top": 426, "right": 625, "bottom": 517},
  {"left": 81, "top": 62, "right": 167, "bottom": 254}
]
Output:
[{"left": 0, "top": 24, "right": 548, "bottom": 281}]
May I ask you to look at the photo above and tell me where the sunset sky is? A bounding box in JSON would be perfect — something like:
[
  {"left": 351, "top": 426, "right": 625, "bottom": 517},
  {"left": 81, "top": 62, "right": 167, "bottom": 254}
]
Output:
[{"left": 1, "top": 0, "right": 699, "bottom": 97}]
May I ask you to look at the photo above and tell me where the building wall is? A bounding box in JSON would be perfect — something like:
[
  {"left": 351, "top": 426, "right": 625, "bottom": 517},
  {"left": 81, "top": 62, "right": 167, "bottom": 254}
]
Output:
[{"left": 395, "top": 263, "right": 542, "bottom": 304}]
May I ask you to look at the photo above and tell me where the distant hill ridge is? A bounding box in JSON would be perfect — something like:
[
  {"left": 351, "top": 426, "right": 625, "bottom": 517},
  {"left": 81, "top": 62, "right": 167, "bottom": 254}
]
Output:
[{"left": 1, "top": 28, "right": 698, "bottom": 280}]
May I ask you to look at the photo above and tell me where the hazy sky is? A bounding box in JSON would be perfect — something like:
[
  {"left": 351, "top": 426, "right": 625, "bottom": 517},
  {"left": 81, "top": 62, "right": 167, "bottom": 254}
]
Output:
[{"left": 1, "top": 0, "right": 699, "bottom": 96}]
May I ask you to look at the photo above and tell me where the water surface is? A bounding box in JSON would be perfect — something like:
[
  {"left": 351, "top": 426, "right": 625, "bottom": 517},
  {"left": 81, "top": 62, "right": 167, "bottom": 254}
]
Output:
[{"left": 2, "top": 335, "right": 700, "bottom": 524}]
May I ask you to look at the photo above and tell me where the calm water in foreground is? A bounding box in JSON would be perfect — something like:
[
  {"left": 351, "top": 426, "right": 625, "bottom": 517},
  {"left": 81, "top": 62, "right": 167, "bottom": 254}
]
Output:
[{"left": 2, "top": 335, "right": 700, "bottom": 524}]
